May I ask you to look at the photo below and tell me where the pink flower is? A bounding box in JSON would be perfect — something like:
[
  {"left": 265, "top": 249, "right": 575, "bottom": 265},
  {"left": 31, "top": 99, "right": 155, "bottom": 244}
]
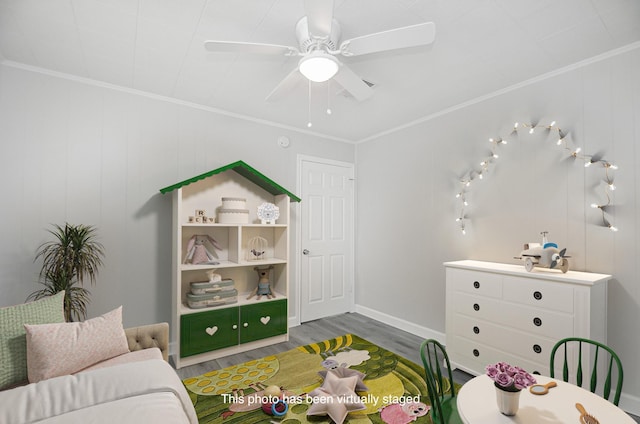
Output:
[
  {"left": 513, "top": 373, "right": 530, "bottom": 390},
  {"left": 485, "top": 365, "right": 499, "bottom": 379},
  {"left": 495, "top": 372, "right": 514, "bottom": 388},
  {"left": 485, "top": 362, "right": 537, "bottom": 391}
]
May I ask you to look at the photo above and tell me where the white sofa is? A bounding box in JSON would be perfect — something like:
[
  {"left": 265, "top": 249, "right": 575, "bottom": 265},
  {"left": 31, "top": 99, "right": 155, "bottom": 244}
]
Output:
[{"left": 0, "top": 322, "right": 198, "bottom": 424}]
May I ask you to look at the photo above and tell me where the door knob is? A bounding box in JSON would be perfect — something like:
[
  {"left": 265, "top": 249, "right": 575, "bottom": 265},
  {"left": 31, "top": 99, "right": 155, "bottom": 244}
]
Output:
[{"left": 303, "top": 249, "right": 309, "bottom": 255}]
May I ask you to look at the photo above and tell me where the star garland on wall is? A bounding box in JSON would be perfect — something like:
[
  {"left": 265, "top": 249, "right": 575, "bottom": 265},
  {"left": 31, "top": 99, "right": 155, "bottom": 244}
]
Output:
[{"left": 455, "top": 121, "right": 618, "bottom": 235}]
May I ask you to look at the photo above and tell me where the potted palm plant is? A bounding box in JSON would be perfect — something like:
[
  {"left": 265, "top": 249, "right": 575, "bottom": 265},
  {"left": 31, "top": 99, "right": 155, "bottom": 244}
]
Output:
[{"left": 28, "top": 223, "right": 105, "bottom": 321}]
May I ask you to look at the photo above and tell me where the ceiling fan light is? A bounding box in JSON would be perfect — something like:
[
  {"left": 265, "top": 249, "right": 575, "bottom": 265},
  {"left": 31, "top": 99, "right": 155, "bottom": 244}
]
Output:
[{"left": 299, "top": 53, "right": 339, "bottom": 82}]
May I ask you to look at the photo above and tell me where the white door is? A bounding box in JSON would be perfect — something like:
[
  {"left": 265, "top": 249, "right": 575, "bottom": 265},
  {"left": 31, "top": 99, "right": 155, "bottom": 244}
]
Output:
[{"left": 299, "top": 157, "right": 354, "bottom": 322}]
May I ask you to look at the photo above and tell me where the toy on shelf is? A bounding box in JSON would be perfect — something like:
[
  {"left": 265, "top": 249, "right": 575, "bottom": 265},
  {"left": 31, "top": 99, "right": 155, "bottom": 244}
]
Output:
[
  {"left": 257, "top": 202, "right": 280, "bottom": 224},
  {"left": 184, "top": 234, "right": 222, "bottom": 265},
  {"left": 206, "top": 269, "right": 222, "bottom": 282},
  {"left": 247, "top": 236, "right": 268, "bottom": 261},
  {"left": 514, "top": 231, "right": 570, "bottom": 273},
  {"left": 188, "top": 209, "right": 215, "bottom": 224},
  {"left": 247, "top": 265, "right": 275, "bottom": 300}
]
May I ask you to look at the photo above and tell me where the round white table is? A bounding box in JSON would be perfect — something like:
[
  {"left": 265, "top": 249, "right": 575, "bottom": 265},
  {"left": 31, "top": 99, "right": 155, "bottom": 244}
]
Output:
[{"left": 457, "top": 374, "right": 635, "bottom": 423}]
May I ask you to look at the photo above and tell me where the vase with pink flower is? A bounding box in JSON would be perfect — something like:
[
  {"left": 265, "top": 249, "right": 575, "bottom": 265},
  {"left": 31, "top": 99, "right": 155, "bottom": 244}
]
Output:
[{"left": 485, "top": 362, "right": 537, "bottom": 415}]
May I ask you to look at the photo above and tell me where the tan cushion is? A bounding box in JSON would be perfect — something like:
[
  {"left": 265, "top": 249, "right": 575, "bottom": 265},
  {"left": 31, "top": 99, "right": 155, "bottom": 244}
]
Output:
[
  {"left": 24, "top": 306, "right": 129, "bottom": 383},
  {"left": 124, "top": 322, "right": 169, "bottom": 362}
]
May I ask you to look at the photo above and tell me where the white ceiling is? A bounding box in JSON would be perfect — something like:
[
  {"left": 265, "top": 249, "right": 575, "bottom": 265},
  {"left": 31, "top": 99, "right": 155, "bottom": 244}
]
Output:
[{"left": 1, "top": 0, "right": 639, "bottom": 142}]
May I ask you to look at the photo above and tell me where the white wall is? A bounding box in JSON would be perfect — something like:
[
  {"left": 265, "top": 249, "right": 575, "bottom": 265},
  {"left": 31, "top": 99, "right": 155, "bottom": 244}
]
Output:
[
  {"left": 355, "top": 45, "right": 640, "bottom": 411},
  {"left": 2, "top": 43, "right": 640, "bottom": 411},
  {"left": 0, "top": 63, "right": 355, "bottom": 327}
]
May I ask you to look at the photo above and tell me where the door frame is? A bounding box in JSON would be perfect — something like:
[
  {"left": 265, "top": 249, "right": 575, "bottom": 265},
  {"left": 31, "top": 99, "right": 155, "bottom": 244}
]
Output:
[{"left": 294, "top": 154, "right": 356, "bottom": 326}]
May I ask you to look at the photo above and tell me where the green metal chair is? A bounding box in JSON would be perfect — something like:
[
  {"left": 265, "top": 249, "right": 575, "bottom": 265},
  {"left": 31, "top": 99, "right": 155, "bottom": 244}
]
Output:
[
  {"left": 550, "top": 337, "right": 624, "bottom": 405},
  {"left": 420, "top": 339, "right": 463, "bottom": 424}
]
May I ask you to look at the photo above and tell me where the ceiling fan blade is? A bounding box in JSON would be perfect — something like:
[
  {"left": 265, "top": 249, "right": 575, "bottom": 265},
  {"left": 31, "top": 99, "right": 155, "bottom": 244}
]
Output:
[
  {"left": 265, "top": 67, "right": 304, "bottom": 102},
  {"left": 303, "top": 0, "right": 334, "bottom": 37},
  {"left": 205, "top": 40, "right": 299, "bottom": 56},
  {"left": 340, "top": 22, "right": 435, "bottom": 57},
  {"left": 332, "top": 63, "right": 373, "bottom": 102}
]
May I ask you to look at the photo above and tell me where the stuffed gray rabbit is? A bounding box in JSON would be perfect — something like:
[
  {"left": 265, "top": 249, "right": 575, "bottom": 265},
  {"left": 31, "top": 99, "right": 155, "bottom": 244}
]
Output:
[{"left": 184, "top": 234, "right": 221, "bottom": 265}]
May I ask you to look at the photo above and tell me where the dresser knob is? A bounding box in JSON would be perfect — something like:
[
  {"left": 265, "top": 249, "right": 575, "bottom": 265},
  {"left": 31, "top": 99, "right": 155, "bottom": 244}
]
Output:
[
  {"left": 533, "top": 344, "right": 542, "bottom": 354},
  {"left": 533, "top": 291, "right": 543, "bottom": 300},
  {"left": 473, "top": 281, "right": 480, "bottom": 289},
  {"left": 473, "top": 326, "right": 480, "bottom": 334},
  {"left": 473, "top": 303, "right": 480, "bottom": 311},
  {"left": 533, "top": 317, "right": 542, "bottom": 327},
  {"left": 473, "top": 349, "right": 480, "bottom": 357}
]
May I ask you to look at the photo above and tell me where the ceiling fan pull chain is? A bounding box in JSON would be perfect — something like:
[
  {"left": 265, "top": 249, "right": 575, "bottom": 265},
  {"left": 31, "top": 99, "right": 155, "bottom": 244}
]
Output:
[
  {"left": 307, "top": 80, "right": 313, "bottom": 128},
  {"left": 326, "top": 81, "right": 332, "bottom": 115}
]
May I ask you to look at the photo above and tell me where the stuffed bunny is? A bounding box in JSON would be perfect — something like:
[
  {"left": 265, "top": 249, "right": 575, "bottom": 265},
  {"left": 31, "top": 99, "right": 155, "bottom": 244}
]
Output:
[{"left": 184, "top": 234, "right": 222, "bottom": 265}]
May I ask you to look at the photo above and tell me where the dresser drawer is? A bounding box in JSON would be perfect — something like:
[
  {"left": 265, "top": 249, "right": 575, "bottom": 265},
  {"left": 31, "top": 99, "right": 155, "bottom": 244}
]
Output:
[
  {"left": 451, "top": 304, "right": 572, "bottom": 342},
  {"left": 503, "top": 276, "right": 573, "bottom": 313},
  {"left": 447, "top": 268, "right": 502, "bottom": 299},
  {"left": 452, "top": 292, "right": 503, "bottom": 322},
  {"left": 451, "top": 314, "right": 556, "bottom": 365},
  {"left": 496, "top": 302, "right": 573, "bottom": 339},
  {"left": 448, "top": 335, "right": 547, "bottom": 375}
]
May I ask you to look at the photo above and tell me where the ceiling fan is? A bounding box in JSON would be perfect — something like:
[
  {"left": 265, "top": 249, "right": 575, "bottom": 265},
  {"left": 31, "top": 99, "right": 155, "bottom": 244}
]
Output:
[{"left": 204, "top": 0, "right": 435, "bottom": 102}]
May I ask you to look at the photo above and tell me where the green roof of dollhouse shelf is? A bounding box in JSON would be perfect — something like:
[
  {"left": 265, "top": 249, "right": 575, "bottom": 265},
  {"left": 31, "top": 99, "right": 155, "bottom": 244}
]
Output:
[{"left": 159, "top": 160, "right": 301, "bottom": 202}]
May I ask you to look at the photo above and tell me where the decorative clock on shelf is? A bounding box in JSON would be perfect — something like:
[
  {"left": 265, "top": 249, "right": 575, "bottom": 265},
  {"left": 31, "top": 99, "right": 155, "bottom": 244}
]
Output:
[{"left": 257, "top": 202, "right": 280, "bottom": 224}]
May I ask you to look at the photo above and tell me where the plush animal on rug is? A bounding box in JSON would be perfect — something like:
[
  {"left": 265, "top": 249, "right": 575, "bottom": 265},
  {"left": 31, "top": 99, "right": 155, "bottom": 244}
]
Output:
[
  {"left": 379, "top": 401, "right": 430, "bottom": 424},
  {"left": 184, "top": 234, "right": 221, "bottom": 265}
]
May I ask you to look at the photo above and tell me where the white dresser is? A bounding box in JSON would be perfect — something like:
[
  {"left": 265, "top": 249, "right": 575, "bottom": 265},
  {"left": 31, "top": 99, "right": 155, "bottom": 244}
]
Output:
[{"left": 444, "top": 260, "right": 611, "bottom": 376}]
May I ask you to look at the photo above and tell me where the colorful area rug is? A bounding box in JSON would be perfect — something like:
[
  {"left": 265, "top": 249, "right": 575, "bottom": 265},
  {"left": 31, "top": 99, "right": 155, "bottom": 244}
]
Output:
[{"left": 182, "top": 334, "right": 453, "bottom": 424}]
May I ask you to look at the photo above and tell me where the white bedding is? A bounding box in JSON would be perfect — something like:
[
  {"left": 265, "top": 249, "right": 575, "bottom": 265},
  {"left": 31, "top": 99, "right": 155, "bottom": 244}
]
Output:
[{"left": 0, "top": 359, "right": 198, "bottom": 424}]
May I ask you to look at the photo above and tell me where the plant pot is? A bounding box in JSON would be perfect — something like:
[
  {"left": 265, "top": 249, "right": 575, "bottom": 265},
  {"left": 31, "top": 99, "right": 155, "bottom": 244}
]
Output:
[{"left": 494, "top": 384, "right": 521, "bottom": 416}]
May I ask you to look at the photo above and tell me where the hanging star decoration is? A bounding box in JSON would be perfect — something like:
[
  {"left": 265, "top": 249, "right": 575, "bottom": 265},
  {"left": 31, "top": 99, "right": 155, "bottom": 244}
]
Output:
[
  {"left": 455, "top": 120, "right": 618, "bottom": 234},
  {"left": 307, "top": 371, "right": 366, "bottom": 424}
]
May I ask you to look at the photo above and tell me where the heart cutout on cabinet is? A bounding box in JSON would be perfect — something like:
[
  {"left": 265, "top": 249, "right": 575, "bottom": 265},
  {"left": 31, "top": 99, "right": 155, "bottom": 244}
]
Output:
[
  {"left": 205, "top": 326, "right": 218, "bottom": 336},
  {"left": 260, "top": 316, "right": 271, "bottom": 325}
]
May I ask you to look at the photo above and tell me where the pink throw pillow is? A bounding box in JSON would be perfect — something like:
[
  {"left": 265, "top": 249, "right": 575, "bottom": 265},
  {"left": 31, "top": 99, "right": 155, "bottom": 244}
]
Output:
[{"left": 24, "top": 306, "right": 129, "bottom": 383}]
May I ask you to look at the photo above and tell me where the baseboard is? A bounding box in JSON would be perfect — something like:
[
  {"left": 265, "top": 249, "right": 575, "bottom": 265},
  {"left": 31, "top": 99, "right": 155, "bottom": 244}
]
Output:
[
  {"left": 289, "top": 316, "right": 300, "bottom": 328},
  {"left": 619, "top": 392, "right": 640, "bottom": 418},
  {"left": 354, "top": 304, "right": 445, "bottom": 344}
]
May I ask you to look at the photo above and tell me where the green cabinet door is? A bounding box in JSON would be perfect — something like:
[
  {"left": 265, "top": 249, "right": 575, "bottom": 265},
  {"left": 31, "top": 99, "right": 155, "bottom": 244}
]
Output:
[
  {"left": 240, "top": 299, "right": 287, "bottom": 344},
  {"left": 181, "top": 307, "right": 239, "bottom": 357}
]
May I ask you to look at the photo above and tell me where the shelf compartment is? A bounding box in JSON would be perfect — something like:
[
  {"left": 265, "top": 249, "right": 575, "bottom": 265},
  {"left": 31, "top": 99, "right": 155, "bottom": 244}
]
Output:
[
  {"left": 179, "top": 294, "right": 287, "bottom": 316},
  {"left": 180, "top": 263, "right": 287, "bottom": 312}
]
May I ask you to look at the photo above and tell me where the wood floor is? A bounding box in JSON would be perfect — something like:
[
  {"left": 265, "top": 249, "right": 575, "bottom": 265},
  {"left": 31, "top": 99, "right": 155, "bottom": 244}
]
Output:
[
  {"left": 174, "top": 312, "right": 471, "bottom": 382},
  {"left": 174, "top": 312, "right": 640, "bottom": 423}
]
